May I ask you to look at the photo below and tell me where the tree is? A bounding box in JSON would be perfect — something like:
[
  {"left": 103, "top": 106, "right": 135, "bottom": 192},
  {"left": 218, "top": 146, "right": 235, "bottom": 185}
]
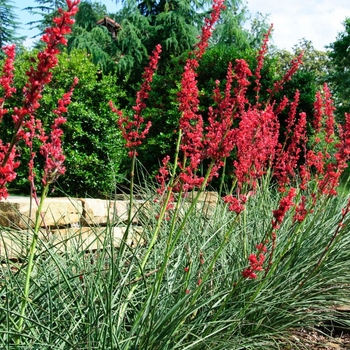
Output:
[
  {"left": 0, "top": 0, "right": 24, "bottom": 48},
  {"left": 67, "top": 1, "right": 120, "bottom": 73},
  {"left": 24, "top": 0, "right": 66, "bottom": 35},
  {"left": 273, "top": 39, "right": 330, "bottom": 88},
  {"left": 112, "top": 0, "right": 254, "bottom": 84},
  {"left": 211, "top": 0, "right": 269, "bottom": 49},
  {"left": 328, "top": 17, "right": 350, "bottom": 120}
]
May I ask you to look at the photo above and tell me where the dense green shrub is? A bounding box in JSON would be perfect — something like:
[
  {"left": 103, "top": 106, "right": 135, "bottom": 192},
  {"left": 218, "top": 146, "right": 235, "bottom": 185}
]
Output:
[{"left": 1, "top": 49, "right": 127, "bottom": 197}]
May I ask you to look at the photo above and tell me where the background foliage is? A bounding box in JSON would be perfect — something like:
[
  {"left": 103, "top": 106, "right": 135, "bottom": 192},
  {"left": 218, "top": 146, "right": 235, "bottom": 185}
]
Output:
[
  {"left": 2, "top": 0, "right": 350, "bottom": 196},
  {"left": 1, "top": 49, "right": 126, "bottom": 197}
]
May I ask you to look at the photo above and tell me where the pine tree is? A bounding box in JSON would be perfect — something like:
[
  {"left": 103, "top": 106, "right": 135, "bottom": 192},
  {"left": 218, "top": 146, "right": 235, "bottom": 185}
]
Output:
[
  {"left": 0, "top": 0, "right": 24, "bottom": 47},
  {"left": 24, "top": 0, "right": 66, "bottom": 34},
  {"left": 328, "top": 18, "right": 350, "bottom": 121},
  {"left": 67, "top": 1, "right": 120, "bottom": 73}
]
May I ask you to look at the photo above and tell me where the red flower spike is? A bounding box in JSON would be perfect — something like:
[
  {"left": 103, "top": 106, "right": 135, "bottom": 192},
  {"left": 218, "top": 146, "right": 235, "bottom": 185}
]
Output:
[
  {"left": 111, "top": 45, "right": 162, "bottom": 157},
  {"left": 272, "top": 187, "right": 296, "bottom": 229},
  {"left": 223, "top": 194, "right": 247, "bottom": 214},
  {"left": 293, "top": 195, "right": 310, "bottom": 223},
  {"left": 269, "top": 51, "right": 303, "bottom": 95},
  {"left": 254, "top": 25, "right": 273, "bottom": 99},
  {"left": 242, "top": 247, "right": 267, "bottom": 280},
  {"left": 13, "top": 0, "right": 79, "bottom": 129},
  {"left": 40, "top": 77, "right": 79, "bottom": 186},
  {"left": 0, "top": 44, "right": 16, "bottom": 121},
  {"left": 194, "top": 0, "right": 225, "bottom": 60},
  {"left": 0, "top": 1, "right": 79, "bottom": 199}
]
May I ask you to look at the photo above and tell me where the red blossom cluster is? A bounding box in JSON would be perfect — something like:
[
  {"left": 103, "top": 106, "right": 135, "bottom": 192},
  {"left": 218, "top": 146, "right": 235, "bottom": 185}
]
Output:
[
  {"left": 40, "top": 77, "right": 79, "bottom": 186},
  {"left": 14, "top": 0, "right": 79, "bottom": 128},
  {"left": 0, "top": 0, "right": 79, "bottom": 199},
  {"left": 0, "top": 45, "right": 16, "bottom": 119},
  {"left": 242, "top": 243, "right": 267, "bottom": 279},
  {"left": 272, "top": 187, "right": 296, "bottom": 229},
  {"left": 0, "top": 143, "right": 19, "bottom": 199},
  {"left": 194, "top": 0, "right": 226, "bottom": 60},
  {"left": 268, "top": 51, "right": 304, "bottom": 95},
  {"left": 254, "top": 25, "right": 273, "bottom": 100},
  {"left": 223, "top": 194, "right": 247, "bottom": 214},
  {"left": 110, "top": 44, "right": 162, "bottom": 158},
  {"left": 300, "top": 84, "right": 350, "bottom": 196},
  {"left": 274, "top": 92, "right": 308, "bottom": 191}
]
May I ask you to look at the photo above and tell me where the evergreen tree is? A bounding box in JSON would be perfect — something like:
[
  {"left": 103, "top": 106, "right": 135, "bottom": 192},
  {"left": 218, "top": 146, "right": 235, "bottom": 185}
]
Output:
[
  {"left": 0, "top": 0, "right": 24, "bottom": 48},
  {"left": 112, "top": 0, "right": 252, "bottom": 84},
  {"left": 67, "top": 1, "right": 120, "bottom": 73},
  {"left": 328, "top": 18, "right": 350, "bottom": 121},
  {"left": 24, "top": 0, "right": 66, "bottom": 35}
]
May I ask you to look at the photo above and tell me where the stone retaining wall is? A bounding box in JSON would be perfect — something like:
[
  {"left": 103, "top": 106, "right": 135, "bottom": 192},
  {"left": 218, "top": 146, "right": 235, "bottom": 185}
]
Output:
[
  {"left": 0, "top": 192, "right": 219, "bottom": 259},
  {"left": 0, "top": 196, "right": 139, "bottom": 259}
]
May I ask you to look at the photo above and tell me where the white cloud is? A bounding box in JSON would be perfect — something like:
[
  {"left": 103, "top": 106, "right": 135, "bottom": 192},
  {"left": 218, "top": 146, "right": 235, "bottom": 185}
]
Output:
[{"left": 246, "top": 0, "right": 350, "bottom": 51}]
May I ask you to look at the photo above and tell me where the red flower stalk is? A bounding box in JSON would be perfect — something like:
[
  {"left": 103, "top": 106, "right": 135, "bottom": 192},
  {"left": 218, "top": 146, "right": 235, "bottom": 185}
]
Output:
[
  {"left": 313, "top": 90, "right": 323, "bottom": 134},
  {"left": 0, "top": 44, "right": 16, "bottom": 119},
  {"left": 111, "top": 44, "right": 162, "bottom": 157},
  {"left": 234, "top": 59, "right": 253, "bottom": 111},
  {"left": 317, "top": 112, "right": 350, "bottom": 196},
  {"left": 322, "top": 83, "right": 336, "bottom": 144},
  {"left": 203, "top": 63, "right": 238, "bottom": 181},
  {"left": 13, "top": 0, "right": 79, "bottom": 130},
  {"left": 176, "top": 58, "right": 204, "bottom": 192},
  {"left": 273, "top": 92, "right": 307, "bottom": 191},
  {"left": 269, "top": 51, "right": 303, "bottom": 95},
  {"left": 154, "top": 0, "right": 225, "bottom": 195},
  {"left": 242, "top": 243, "right": 267, "bottom": 279},
  {"left": 155, "top": 155, "right": 175, "bottom": 210},
  {"left": 194, "top": 0, "right": 225, "bottom": 60},
  {"left": 0, "top": 1, "right": 79, "bottom": 199},
  {"left": 337, "top": 113, "right": 350, "bottom": 160},
  {"left": 293, "top": 195, "right": 312, "bottom": 223},
  {"left": 178, "top": 58, "right": 203, "bottom": 170},
  {"left": 0, "top": 143, "right": 19, "bottom": 199},
  {"left": 254, "top": 24, "right": 273, "bottom": 99},
  {"left": 40, "top": 77, "right": 78, "bottom": 186},
  {"left": 233, "top": 104, "right": 279, "bottom": 190},
  {"left": 156, "top": 155, "right": 171, "bottom": 196},
  {"left": 272, "top": 187, "right": 296, "bottom": 229},
  {"left": 223, "top": 194, "right": 247, "bottom": 214}
]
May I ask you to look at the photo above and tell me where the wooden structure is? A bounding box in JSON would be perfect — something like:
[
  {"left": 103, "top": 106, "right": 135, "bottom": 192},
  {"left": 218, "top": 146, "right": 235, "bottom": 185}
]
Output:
[{"left": 96, "top": 16, "right": 121, "bottom": 40}]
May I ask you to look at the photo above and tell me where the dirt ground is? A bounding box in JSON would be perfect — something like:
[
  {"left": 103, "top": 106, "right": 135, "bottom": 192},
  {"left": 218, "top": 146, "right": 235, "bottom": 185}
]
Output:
[{"left": 289, "top": 328, "right": 350, "bottom": 349}]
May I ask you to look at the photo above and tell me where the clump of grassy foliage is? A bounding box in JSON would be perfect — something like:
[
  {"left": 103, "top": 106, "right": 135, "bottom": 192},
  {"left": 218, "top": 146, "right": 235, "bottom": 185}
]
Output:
[{"left": 1, "top": 0, "right": 350, "bottom": 349}]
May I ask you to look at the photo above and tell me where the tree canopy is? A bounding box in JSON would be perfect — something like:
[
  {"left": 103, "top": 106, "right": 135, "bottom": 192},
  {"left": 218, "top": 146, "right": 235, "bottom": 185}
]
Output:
[
  {"left": 328, "top": 18, "right": 350, "bottom": 120},
  {"left": 0, "top": 0, "right": 24, "bottom": 48}
]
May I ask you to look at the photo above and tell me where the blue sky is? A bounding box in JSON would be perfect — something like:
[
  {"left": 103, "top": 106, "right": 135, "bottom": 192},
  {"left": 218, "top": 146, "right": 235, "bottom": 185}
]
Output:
[
  {"left": 11, "top": 0, "right": 350, "bottom": 51},
  {"left": 12, "top": 0, "right": 120, "bottom": 47}
]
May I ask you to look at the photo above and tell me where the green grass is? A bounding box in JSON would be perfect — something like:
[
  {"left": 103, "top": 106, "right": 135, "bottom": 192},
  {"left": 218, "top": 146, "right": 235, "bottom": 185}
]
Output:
[{"left": 0, "top": 182, "right": 350, "bottom": 349}]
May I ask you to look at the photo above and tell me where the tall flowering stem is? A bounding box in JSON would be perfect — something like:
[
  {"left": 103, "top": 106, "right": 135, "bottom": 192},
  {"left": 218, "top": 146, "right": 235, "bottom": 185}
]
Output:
[
  {"left": 110, "top": 44, "right": 162, "bottom": 159},
  {"left": 268, "top": 51, "right": 304, "bottom": 96},
  {"left": 0, "top": 0, "right": 79, "bottom": 201},
  {"left": 119, "top": 0, "right": 226, "bottom": 333},
  {"left": 41, "top": 77, "right": 78, "bottom": 187},
  {"left": 175, "top": 0, "right": 225, "bottom": 193},
  {"left": 110, "top": 44, "right": 161, "bottom": 261},
  {"left": 0, "top": 44, "right": 16, "bottom": 115},
  {"left": 13, "top": 1, "right": 80, "bottom": 343},
  {"left": 254, "top": 25, "right": 273, "bottom": 102},
  {"left": 194, "top": 0, "right": 225, "bottom": 60}
]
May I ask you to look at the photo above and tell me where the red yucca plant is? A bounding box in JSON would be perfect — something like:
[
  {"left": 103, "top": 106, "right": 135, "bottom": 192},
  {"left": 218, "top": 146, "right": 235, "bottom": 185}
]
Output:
[
  {"left": 1, "top": 0, "right": 350, "bottom": 346},
  {"left": 110, "top": 0, "right": 350, "bottom": 285},
  {"left": 0, "top": 0, "right": 80, "bottom": 342}
]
